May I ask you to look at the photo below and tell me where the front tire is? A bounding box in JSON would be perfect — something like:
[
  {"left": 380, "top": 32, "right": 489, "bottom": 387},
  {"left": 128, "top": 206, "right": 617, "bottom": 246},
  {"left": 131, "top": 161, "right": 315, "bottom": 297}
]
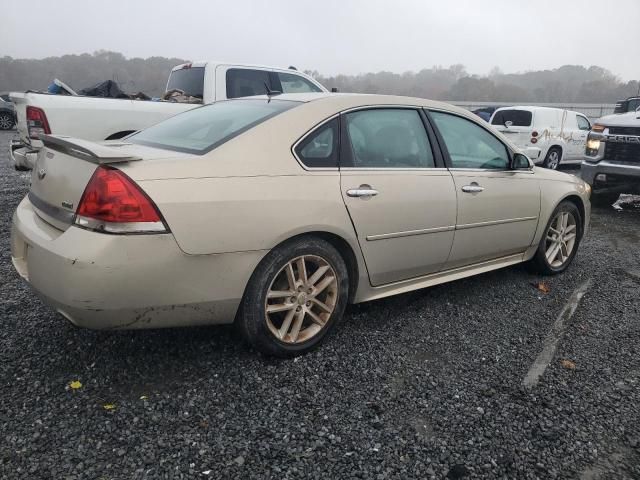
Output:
[
  {"left": 530, "top": 201, "right": 582, "bottom": 275},
  {"left": 237, "top": 237, "right": 349, "bottom": 357},
  {"left": 542, "top": 147, "right": 561, "bottom": 170}
]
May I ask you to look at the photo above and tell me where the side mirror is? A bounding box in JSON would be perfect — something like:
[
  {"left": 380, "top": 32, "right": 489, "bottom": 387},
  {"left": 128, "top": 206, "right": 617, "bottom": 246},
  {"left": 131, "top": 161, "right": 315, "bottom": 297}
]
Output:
[{"left": 512, "top": 153, "right": 533, "bottom": 170}]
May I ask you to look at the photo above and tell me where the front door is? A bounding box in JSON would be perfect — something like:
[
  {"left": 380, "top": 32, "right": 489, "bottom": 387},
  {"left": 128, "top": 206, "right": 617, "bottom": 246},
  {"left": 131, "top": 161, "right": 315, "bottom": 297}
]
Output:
[
  {"left": 428, "top": 110, "right": 541, "bottom": 269},
  {"left": 339, "top": 108, "right": 457, "bottom": 286}
]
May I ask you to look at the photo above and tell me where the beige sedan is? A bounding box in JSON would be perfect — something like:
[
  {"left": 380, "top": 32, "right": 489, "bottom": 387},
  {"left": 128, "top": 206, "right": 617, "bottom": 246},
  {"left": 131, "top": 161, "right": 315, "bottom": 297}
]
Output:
[{"left": 11, "top": 93, "right": 591, "bottom": 356}]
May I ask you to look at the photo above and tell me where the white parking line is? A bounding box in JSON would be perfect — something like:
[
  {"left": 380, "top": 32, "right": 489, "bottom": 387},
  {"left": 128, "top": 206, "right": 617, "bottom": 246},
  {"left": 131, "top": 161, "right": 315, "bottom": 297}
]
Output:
[{"left": 523, "top": 278, "right": 593, "bottom": 389}]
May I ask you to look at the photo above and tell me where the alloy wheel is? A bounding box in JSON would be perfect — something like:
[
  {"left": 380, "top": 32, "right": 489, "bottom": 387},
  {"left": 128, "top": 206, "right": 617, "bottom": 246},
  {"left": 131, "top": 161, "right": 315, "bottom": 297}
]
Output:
[
  {"left": 265, "top": 255, "right": 338, "bottom": 344},
  {"left": 545, "top": 211, "right": 577, "bottom": 268},
  {"left": 546, "top": 150, "right": 559, "bottom": 169},
  {"left": 0, "top": 114, "right": 13, "bottom": 130}
]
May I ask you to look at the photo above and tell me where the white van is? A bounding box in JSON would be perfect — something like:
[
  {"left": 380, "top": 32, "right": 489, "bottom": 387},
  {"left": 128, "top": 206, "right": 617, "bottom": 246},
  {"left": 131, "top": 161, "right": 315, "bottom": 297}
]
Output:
[{"left": 489, "top": 106, "right": 591, "bottom": 169}]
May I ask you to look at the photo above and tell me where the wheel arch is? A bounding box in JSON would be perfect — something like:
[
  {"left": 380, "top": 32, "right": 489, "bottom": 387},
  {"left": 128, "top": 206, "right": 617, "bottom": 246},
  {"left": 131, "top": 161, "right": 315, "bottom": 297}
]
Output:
[
  {"left": 560, "top": 194, "right": 586, "bottom": 239},
  {"left": 277, "top": 231, "right": 360, "bottom": 303}
]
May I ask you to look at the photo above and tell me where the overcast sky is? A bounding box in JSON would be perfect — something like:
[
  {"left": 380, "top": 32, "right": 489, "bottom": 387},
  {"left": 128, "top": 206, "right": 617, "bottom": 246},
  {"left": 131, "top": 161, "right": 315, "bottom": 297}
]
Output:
[{"left": 2, "top": 0, "right": 639, "bottom": 80}]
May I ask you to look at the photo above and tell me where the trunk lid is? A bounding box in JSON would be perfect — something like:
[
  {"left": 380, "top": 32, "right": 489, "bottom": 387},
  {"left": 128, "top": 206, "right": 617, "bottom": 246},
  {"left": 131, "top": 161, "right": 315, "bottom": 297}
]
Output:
[{"left": 29, "top": 135, "right": 143, "bottom": 231}]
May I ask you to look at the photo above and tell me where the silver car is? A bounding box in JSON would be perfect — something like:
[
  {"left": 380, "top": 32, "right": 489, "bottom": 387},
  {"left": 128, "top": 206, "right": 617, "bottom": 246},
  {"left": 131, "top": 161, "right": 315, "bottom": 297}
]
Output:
[{"left": 11, "top": 93, "right": 591, "bottom": 356}]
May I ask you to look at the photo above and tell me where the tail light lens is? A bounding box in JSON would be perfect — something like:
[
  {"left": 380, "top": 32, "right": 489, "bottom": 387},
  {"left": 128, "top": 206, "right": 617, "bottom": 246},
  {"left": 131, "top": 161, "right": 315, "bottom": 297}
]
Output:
[
  {"left": 26, "top": 106, "right": 51, "bottom": 139},
  {"left": 531, "top": 131, "right": 539, "bottom": 137},
  {"left": 74, "top": 165, "right": 169, "bottom": 234},
  {"left": 531, "top": 137, "right": 538, "bottom": 144}
]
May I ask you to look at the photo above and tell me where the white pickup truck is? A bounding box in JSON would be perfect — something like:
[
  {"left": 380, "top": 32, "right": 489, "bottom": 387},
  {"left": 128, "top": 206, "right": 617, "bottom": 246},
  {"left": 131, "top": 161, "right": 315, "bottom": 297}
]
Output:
[{"left": 10, "top": 62, "right": 327, "bottom": 169}]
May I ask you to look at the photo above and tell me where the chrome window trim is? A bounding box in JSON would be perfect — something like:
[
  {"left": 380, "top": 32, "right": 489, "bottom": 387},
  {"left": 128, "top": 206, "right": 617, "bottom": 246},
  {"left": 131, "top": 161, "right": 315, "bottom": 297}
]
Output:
[
  {"left": 448, "top": 167, "right": 535, "bottom": 175},
  {"left": 340, "top": 167, "right": 450, "bottom": 172}
]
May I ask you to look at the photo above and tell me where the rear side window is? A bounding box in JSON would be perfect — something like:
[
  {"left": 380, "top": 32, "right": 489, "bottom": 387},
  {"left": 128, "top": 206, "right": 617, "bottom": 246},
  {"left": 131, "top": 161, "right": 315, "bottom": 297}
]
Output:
[
  {"left": 344, "top": 109, "right": 435, "bottom": 168},
  {"left": 226, "top": 69, "right": 271, "bottom": 99},
  {"left": 166, "top": 67, "right": 205, "bottom": 98},
  {"left": 491, "top": 109, "right": 532, "bottom": 127},
  {"left": 276, "top": 72, "right": 323, "bottom": 94},
  {"left": 129, "top": 99, "right": 299, "bottom": 154},
  {"left": 295, "top": 118, "right": 339, "bottom": 168}
]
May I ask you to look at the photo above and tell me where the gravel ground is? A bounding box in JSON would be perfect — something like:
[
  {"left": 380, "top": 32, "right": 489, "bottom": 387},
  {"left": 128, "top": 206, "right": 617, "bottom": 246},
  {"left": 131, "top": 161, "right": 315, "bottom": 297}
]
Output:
[{"left": 0, "top": 130, "right": 639, "bottom": 480}]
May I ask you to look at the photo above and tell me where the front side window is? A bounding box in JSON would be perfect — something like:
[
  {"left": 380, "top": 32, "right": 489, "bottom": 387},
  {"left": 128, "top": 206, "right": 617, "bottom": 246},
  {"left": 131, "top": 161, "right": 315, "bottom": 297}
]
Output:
[
  {"left": 431, "top": 111, "right": 510, "bottom": 169},
  {"left": 295, "top": 118, "right": 338, "bottom": 168},
  {"left": 276, "top": 72, "right": 323, "bottom": 94},
  {"left": 344, "top": 109, "right": 435, "bottom": 168},
  {"left": 226, "top": 69, "right": 271, "bottom": 99},
  {"left": 576, "top": 115, "right": 591, "bottom": 131},
  {"left": 129, "top": 99, "right": 299, "bottom": 154}
]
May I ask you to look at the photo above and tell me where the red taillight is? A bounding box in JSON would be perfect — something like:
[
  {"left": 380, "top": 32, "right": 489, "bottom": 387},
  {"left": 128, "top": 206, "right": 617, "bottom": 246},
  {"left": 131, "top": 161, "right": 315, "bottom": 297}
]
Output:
[
  {"left": 531, "top": 131, "right": 539, "bottom": 137},
  {"left": 531, "top": 137, "right": 538, "bottom": 144},
  {"left": 75, "top": 166, "right": 168, "bottom": 234},
  {"left": 26, "top": 106, "right": 51, "bottom": 139}
]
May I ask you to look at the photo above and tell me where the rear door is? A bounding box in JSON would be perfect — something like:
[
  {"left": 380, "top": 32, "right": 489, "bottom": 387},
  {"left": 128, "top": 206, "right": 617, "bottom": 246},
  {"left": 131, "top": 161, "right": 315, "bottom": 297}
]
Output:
[
  {"left": 490, "top": 109, "right": 533, "bottom": 149},
  {"left": 338, "top": 107, "right": 457, "bottom": 286},
  {"left": 429, "top": 110, "right": 540, "bottom": 269}
]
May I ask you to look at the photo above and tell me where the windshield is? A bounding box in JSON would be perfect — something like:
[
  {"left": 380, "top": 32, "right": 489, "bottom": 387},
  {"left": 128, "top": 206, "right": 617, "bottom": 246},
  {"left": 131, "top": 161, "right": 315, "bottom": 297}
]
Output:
[
  {"left": 129, "top": 99, "right": 300, "bottom": 154},
  {"left": 166, "top": 67, "right": 205, "bottom": 98},
  {"left": 491, "top": 109, "right": 532, "bottom": 127}
]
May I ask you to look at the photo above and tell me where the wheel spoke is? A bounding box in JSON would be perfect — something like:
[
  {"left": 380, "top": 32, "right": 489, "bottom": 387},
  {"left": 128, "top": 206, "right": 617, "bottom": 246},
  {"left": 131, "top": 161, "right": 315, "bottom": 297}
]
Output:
[
  {"left": 561, "top": 213, "right": 569, "bottom": 230},
  {"left": 546, "top": 243, "right": 561, "bottom": 263},
  {"left": 266, "top": 303, "right": 295, "bottom": 314},
  {"left": 313, "top": 275, "right": 335, "bottom": 296},
  {"left": 306, "top": 309, "right": 326, "bottom": 326},
  {"left": 564, "top": 224, "right": 576, "bottom": 234},
  {"left": 296, "top": 257, "right": 308, "bottom": 284},
  {"left": 307, "top": 265, "right": 330, "bottom": 287},
  {"left": 278, "top": 308, "right": 296, "bottom": 339},
  {"left": 285, "top": 262, "right": 296, "bottom": 289},
  {"left": 267, "top": 290, "right": 294, "bottom": 299},
  {"left": 311, "top": 297, "right": 332, "bottom": 313},
  {"left": 564, "top": 232, "right": 576, "bottom": 242},
  {"left": 289, "top": 310, "right": 305, "bottom": 342},
  {"left": 548, "top": 226, "right": 561, "bottom": 235}
]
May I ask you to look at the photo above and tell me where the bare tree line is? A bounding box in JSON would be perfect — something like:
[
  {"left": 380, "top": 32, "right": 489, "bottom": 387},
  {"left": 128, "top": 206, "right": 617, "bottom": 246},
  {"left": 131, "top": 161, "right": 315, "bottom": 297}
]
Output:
[{"left": 1, "top": 51, "right": 638, "bottom": 103}]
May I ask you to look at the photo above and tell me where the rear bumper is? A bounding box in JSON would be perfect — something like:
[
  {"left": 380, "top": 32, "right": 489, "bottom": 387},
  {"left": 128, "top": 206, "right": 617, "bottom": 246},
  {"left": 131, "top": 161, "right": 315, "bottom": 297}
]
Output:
[
  {"left": 581, "top": 160, "right": 640, "bottom": 188},
  {"left": 11, "top": 196, "right": 266, "bottom": 329}
]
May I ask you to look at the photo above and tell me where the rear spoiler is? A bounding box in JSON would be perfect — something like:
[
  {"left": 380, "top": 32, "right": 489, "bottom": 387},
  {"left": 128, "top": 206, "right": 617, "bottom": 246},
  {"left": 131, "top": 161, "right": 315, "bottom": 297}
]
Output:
[{"left": 40, "top": 135, "right": 142, "bottom": 164}]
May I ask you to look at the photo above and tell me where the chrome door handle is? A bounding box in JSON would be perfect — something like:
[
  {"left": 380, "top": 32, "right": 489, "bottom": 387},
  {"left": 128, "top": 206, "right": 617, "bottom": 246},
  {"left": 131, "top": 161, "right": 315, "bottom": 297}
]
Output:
[
  {"left": 461, "top": 184, "right": 484, "bottom": 193},
  {"left": 346, "top": 188, "right": 379, "bottom": 198}
]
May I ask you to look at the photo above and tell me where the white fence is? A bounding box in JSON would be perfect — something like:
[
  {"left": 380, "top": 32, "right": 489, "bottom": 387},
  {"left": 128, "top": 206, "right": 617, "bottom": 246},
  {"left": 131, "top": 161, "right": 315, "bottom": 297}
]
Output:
[{"left": 448, "top": 101, "right": 616, "bottom": 121}]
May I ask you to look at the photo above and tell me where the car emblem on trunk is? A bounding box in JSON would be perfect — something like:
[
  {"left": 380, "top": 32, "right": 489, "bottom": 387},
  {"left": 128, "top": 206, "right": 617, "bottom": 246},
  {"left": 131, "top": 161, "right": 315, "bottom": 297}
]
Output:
[{"left": 37, "top": 169, "right": 46, "bottom": 180}]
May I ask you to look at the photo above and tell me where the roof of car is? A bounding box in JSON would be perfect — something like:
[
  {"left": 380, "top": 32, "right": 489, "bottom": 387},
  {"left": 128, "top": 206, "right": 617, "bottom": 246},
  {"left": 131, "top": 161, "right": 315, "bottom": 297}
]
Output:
[{"left": 239, "top": 92, "right": 465, "bottom": 112}]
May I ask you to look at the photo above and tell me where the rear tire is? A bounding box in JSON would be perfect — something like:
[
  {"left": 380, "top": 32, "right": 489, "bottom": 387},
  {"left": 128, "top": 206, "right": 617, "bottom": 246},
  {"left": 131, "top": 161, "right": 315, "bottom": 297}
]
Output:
[
  {"left": 530, "top": 201, "right": 582, "bottom": 275},
  {"left": 237, "top": 236, "right": 349, "bottom": 357},
  {"left": 542, "top": 147, "right": 561, "bottom": 170},
  {"left": 0, "top": 112, "right": 14, "bottom": 130}
]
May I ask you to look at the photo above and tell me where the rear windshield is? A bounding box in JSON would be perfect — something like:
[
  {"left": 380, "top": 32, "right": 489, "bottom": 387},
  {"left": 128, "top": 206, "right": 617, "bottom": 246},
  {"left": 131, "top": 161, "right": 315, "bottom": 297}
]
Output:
[
  {"left": 166, "top": 67, "right": 205, "bottom": 98},
  {"left": 129, "top": 99, "right": 299, "bottom": 154},
  {"left": 491, "top": 109, "right": 532, "bottom": 127}
]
